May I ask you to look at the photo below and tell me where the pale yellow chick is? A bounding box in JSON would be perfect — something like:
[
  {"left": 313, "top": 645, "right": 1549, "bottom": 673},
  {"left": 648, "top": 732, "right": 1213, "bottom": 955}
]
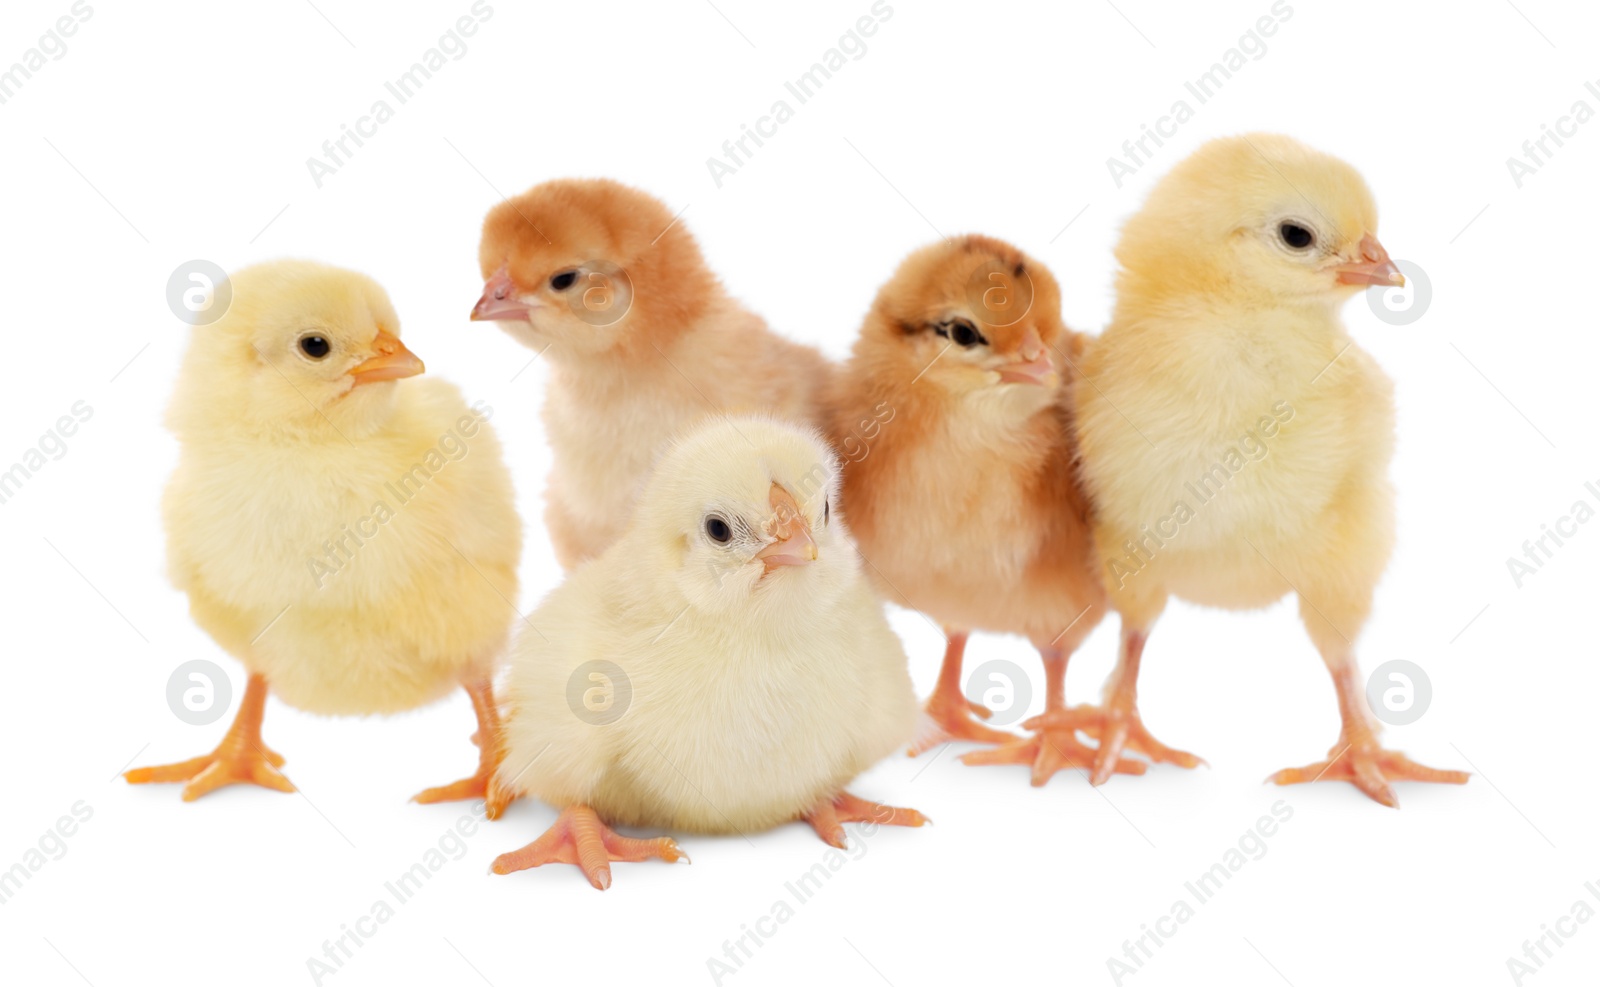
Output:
[
  {"left": 1068, "top": 134, "right": 1468, "bottom": 805},
  {"left": 471, "top": 178, "right": 830, "bottom": 568},
  {"left": 490, "top": 416, "right": 923, "bottom": 889},
  {"left": 126, "top": 260, "right": 523, "bottom": 809}
]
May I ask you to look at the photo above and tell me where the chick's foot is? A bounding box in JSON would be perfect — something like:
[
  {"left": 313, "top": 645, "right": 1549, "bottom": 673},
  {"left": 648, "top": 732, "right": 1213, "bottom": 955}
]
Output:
[
  {"left": 1270, "top": 741, "right": 1470, "bottom": 808},
  {"left": 412, "top": 679, "right": 516, "bottom": 817},
  {"left": 123, "top": 673, "right": 294, "bottom": 801},
  {"left": 1028, "top": 705, "right": 1204, "bottom": 786},
  {"left": 961, "top": 725, "right": 1146, "bottom": 786},
  {"left": 490, "top": 806, "right": 686, "bottom": 891},
  {"left": 907, "top": 694, "right": 1016, "bottom": 756},
  {"left": 123, "top": 740, "right": 293, "bottom": 801},
  {"left": 804, "top": 791, "right": 928, "bottom": 849},
  {"left": 906, "top": 630, "right": 1015, "bottom": 755},
  {"left": 412, "top": 765, "right": 494, "bottom": 808}
]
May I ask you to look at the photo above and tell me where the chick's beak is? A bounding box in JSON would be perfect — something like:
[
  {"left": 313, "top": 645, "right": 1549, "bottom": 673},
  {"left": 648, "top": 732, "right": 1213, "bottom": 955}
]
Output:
[
  {"left": 996, "top": 327, "right": 1058, "bottom": 386},
  {"left": 1334, "top": 233, "right": 1405, "bottom": 287},
  {"left": 754, "top": 483, "right": 817, "bottom": 573},
  {"left": 471, "top": 267, "right": 537, "bottom": 322},
  {"left": 349, "top": 329, "right": 425, "bottom": 386}
]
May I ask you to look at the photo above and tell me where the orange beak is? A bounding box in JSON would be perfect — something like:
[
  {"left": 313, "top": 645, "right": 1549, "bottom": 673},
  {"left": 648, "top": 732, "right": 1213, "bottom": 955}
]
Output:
[
  {"left": 996, "top": 327, "right": 1058, "bottom": 386},
  {"left": 348, "top": 329, "right": 425, "bottom": 386},
  {"left": 754, "top": 483, "right": 817, "bottom": 573},
  {"left": 1334, "top": 233, "right": 1405, "bottom": 287},
  {"left": 471, "top": 267, "right": 538, "bottom": 322}
]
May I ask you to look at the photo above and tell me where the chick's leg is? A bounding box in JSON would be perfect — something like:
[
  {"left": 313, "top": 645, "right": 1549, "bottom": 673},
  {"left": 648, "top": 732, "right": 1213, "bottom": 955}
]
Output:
[
  {"left": 124, "top": 673, "right": 294, "bottom": 800},
  {"left": 804, "top": 792, "right": 929, "bottom": 849},
  {"left": 907, "top": 630, "right": 1015, "bottom": 755},
  {"left": 962, "top": 627, "right": 1145, "bottom": 784},
  {"left": 1028, "top": 621, "right": 1204, "bottom": 785},
  {"left": 490, "top": 806, "right": 686, "bottom": 891},
  {"left": 413, "top": 677, "right": 516, "bottom": 817},
  {"left": 1271, "top": 596, "right": 1469, "bottom": 807}
]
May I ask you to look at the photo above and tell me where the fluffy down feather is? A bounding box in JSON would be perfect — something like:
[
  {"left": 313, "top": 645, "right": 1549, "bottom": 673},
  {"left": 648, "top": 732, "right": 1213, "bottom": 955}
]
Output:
[
  {"left": 472, "top": 178, "right": 830, "bottom": 568},
  {"left": 1078, "top": 134, "right": 1395, "bottom": 630},
  {"left": 495, "top": 416, "right": 917, "bottom": 833},
  {"left": 823, "top": 235, "right": 1109, "bottom": 766},
  {"left": 163, "top": 260, "right": 521, "bottom": 715},
  {"left": 826, "top": 235, "right": 1102, "bottom": 644},
  {"left": 1070, "top": 134, "right": 1468, "bottom": 804}
]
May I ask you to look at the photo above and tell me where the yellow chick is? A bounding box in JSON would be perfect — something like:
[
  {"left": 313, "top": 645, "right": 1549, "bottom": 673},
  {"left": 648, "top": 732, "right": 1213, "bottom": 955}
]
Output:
[
  {"left": 1066, "top": 134, "right": 1468, "bottom": 805},
  {"left": 470, "top": 178, "right": 830, "bottom": 569},
  {"left": 126, "top": 260, "right": 523, "bottom": 810},
  {"left": 489, "top": 416, "right": 924, "bottom": 889}
]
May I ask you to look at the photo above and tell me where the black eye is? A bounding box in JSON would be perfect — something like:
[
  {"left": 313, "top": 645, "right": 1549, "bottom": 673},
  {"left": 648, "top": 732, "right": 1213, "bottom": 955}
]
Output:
[
  {"left": 950, "top": 319, "right": 985, "bottom": 348},
  {"left": 823, "top": 501, "right": 829, "bottom": 525},
  {"left": 705, "top": 516, "right": 732, "bottom": 544},
  {"left": 1279, "top": 223, "right": 1315, "bottom": 250},
  {"left": 550, "top": 270, "right": 578, "bottom": 291},
  {"left": 299, "top": 335, "right": 330, "bottom": 359}
]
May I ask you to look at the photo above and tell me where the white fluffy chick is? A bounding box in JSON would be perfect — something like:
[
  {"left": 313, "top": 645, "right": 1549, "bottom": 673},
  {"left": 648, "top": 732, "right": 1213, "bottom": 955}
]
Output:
[{"left": 489, "top": 416, "right": 924, "bottom": 889}]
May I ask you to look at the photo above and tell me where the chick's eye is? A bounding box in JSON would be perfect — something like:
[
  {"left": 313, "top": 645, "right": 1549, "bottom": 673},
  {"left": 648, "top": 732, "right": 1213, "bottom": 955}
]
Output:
[
  {"left": 550, "top": 270, "right": 578, "bottom": 291},
  {"left": 1279, "top": 223, "right": 1315, "bottom": 250},
  {"left": 299, "top": 335, "right": 331, "bottom": 359},
  {"left": 950, "top": 320, "right": 984, "bottom": 348},
  {"left": 705, "top": 516, "right": 732, "bottom": 544}
]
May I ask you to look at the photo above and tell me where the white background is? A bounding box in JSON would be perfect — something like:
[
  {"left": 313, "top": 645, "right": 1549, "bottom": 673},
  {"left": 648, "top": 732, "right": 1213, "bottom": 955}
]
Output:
[{"left": 1, "top": 0, "right": 1596, "bottom": 985}]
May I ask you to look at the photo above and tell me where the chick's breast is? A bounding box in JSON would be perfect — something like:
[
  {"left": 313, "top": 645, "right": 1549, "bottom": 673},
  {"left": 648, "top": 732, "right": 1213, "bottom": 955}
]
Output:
[
  {"left": 165, "top": 379, "right": 521, "bottom": 715},
  {"left": 614, "top": 599, "right": 914, "bottom": 834},
  {"left": 1077, "top": 318, "right": 1393, "bottom": 556},
  {"left": 499, "top": 570, "right": 915, "bottom": 835}
]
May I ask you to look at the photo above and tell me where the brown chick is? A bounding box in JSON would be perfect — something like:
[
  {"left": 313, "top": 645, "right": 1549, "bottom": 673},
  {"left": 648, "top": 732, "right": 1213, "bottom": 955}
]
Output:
[
  {"left": 1069, "top": 134, "right": 1468, "bottom": 805},
  {"left": 826, "top": 235, "right": 1145, "bottom": 784},
  {"left": 470, "top": 179, "right": 830, "bottom": 569}
]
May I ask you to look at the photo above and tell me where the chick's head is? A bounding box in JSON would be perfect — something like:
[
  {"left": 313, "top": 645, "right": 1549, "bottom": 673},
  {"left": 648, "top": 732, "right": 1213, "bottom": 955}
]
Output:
[
  {"left": 175, "top": 260, "right": 424, "bottom": 438},
  {"left": 631, "top": 416, "right": 857, "bottom": 622},
  {"left": 1117, "top": 133, "right": 1403, "bottom": 306},
  {"left": 860, "top": 235, "right": 1066, "bottom": 419},
  {"left": 472, "top": 178, "right": 717, "bottom": 358}
]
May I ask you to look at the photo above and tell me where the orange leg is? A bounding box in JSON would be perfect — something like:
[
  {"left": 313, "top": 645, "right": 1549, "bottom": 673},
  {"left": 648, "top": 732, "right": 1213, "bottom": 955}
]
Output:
[
  {"left": 907, "top": 630, "right": 1015, "bottom": 755},
  {"left": 804, "top": 791, "right": 929, "bottom": 849},
  {"left": 1030, "top": 626, "right": 1203, "bottom": 785},
  {"left": 963, "top": 646, "right": 1146, "bottom": 784},
  {"left": 490, "top": 806, "right": 686, "bottom": 890},
  {"left": 413, "top": 677, "right": 517, "bottom": 818},
  {"left": 124, "top": 673, "right": 294, "bottom": 801},
  {"left": 1271, "top": 662, "right": 1469, "bottom": 807}
]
